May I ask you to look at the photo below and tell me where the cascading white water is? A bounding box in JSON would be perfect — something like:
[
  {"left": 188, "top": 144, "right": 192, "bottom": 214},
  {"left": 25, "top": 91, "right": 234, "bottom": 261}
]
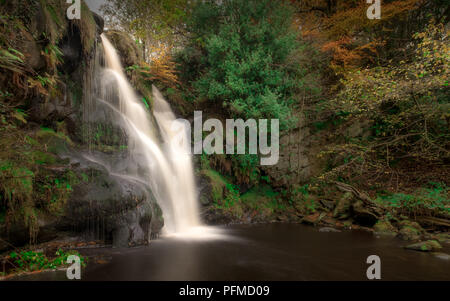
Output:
[{"left": 100, "top": 34, "right": 201, "bottom": 235}]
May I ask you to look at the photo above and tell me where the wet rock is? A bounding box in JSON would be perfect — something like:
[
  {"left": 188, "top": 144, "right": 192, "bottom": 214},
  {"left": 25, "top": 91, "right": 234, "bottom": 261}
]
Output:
[
  {"left": 197, "top": 173, "right": 213, "bottom": 206},
  {"left": 201, "top": 207, "right": 235, "bottom": 225},
  {"left": 92, "top": 12, "right": 104, "bottom": 34},
  {"left": 59, "top": 25, "right": 83, "bottom": 75},
  {"left": 405, "top": 240, "right": 442, "bottom": 252},
  {"left": 55, "top": 153, "right": 164, "bottom": 248},
  {"left": 105, "top": 30, "right": 143, "bottom": 68},
  {"left": 319, "top": 227, "right": 341, "bottom": 233},
  {"left": 432, "top": 252, "right": 450, "bottom": 260}
]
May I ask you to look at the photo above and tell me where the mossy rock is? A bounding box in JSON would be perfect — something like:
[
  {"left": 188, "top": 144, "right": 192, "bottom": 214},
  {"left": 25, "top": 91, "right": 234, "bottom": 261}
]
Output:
[
  {"left": 398, "top": 225, "right": 422, "bottom": 241},
  {"left": 435, "top": 233, "right": 450, "bottom": 244},
  {"left": 405, "top": 240, "right": 442, "bottom": 252},
  {"left": 36, "top": 127, "right": 72, "bottom": 155},
  {"left": 397, "top": 219, "right": 424, "bottom": 241},
  {"left": 399, "top": 220, "right": 424, "bottom": 232},
  {"left": 200, "top": 168, "right": 232, "bottom": 205},
  {"left": 374, "top": 220, "right": 397, "bottom": 236},
  {"left": 343, "top": 220, "right": 353, "bottom": 228}
]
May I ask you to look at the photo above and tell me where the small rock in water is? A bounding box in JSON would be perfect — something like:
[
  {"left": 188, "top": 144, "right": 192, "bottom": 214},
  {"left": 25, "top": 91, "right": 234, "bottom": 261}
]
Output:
[
  {"left": 432, "top": 252, "right": 450, "bottom": 260},
  {"left": 405, "top": 240, "right": 442, "bottom": 252},
  {"left": 319, "top": 227, "right": 341, "bottom": 233}
]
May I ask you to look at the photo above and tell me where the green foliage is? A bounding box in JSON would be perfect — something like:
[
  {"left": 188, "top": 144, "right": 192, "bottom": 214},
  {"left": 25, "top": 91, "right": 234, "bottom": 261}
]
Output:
[
  {"left": 375, "top": 182, "right": 450, "bottom": 216},
  {"left": 230, "top": 154, "right": 260, "bottom": 185},
  {"left": 178, "top": 0, "right": 306, "bottom": 130},
  {"left": 0, "top": 117, "right": 78, "bottom": 242},
  {"left": 335, "top": 21, "right": 448, "bottom": 157},
  {"left": 0, "top": 48, "right": 25, "bottom": 73},
  {"left": 101, "top": 0, "right": 191, "bottom": 42},
  {"left": 320, "top": 20, "right": 450, "bottom": 183},
  {"left": 220, "top": 183, "right": 240, "bottom": 209},
  {"left": 240, "top": 185, "right": 283, "bottom": 213},
  {"left": 80, "top": 121, "right": 126, "bottom": 154},
  {"left": 202, "top": 168, "right": 230, "bottom": 204},
  {"left": 290, "top": 184, "right": 318, "bottom": 214},
  {"left": 8, "top": 249, "right": 86, "bottom": 273}
]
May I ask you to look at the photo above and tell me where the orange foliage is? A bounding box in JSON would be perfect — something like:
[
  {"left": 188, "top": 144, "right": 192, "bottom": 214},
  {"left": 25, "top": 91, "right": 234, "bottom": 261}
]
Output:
[
  {"left": 322, "top": 0, "right": 421, "bottom": 38},
  {"left": 322, "top": 37, "right": 384, "bottom": 70},
  {"left": 139, "top": 45, "right": 180, "bottom": 88},
  {"left": 294, "top": 0, "right": 419, "bottom": 73}
]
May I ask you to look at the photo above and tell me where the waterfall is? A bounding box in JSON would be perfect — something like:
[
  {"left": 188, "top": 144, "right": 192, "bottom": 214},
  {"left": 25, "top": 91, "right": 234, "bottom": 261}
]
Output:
[{"left": 99, "top": 34, "right": 201, "bottom": 235}]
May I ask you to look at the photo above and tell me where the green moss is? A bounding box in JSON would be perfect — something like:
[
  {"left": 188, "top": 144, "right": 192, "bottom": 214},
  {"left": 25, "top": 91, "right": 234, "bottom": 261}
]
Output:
[
  {"left": 0, "top": 121, "right": 78, "bottom": 242},
  {"left": 80, "top": 173, "right": 89, "bottom": 183},
  {"left": 33, "top": 151, "right": 57, "bottom": 165},
  {"left": 406, "top": 240, "right": 442, "bottom": 252},
  {"left": 202, "top": 168, "right": 230, "bottom": 203},
  {"left": 78, "top": 1, "right": 97, "bottom": 55},
  {"left": 375, "top": 184, "right": 450, "bottom": 216},
  {"left": 373, "top": 220, "right": 397, "bottom": 235},
  {"left": 37, "top": 126, "right": 72, "bottom": 154},
  {"left": 399, "top": 225, "right": 422, "bottom": 241},
  {"left": 241, "top": 185, "right": 281, "bottom": 213}
]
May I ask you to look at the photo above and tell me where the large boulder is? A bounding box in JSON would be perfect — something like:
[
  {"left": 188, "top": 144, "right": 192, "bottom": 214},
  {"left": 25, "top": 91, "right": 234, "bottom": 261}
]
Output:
[
  {"left": 397, "top": 220, "right": 424, "bottom": 241},
  {"left": 373, "top": 220, "right": 397, "bottom": 236},
  {"left": 92, "top": 12, "right": 104, "bottom": 34},
  {"left": 58, "top": 151, "right": 164, "bottom": 247}
]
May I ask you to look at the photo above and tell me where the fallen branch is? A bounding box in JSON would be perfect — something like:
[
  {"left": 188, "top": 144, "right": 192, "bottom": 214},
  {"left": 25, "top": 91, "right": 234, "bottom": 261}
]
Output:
[
  {"left": 334, "top": 181, "right": 373, "bottom": 205},
  {"left": 416, "top": 216, "right": 450, "bottom": 228}
]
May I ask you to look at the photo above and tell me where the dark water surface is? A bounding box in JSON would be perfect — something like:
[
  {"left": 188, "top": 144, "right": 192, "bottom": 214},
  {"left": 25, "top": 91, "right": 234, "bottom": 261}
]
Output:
[{"left": 14, "top": 224, "right": 450, "bottom": 281}]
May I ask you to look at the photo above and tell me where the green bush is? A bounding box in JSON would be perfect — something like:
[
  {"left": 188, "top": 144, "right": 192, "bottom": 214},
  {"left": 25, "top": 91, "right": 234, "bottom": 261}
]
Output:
[{"left": 177, "top": 0, "right": 308, "bottom": 130}]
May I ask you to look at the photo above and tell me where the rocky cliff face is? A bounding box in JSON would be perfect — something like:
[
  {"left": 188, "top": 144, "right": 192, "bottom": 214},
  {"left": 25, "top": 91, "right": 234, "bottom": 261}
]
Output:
[{"left": 0, "top": 1, "right": 163, "bottom": 251}]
